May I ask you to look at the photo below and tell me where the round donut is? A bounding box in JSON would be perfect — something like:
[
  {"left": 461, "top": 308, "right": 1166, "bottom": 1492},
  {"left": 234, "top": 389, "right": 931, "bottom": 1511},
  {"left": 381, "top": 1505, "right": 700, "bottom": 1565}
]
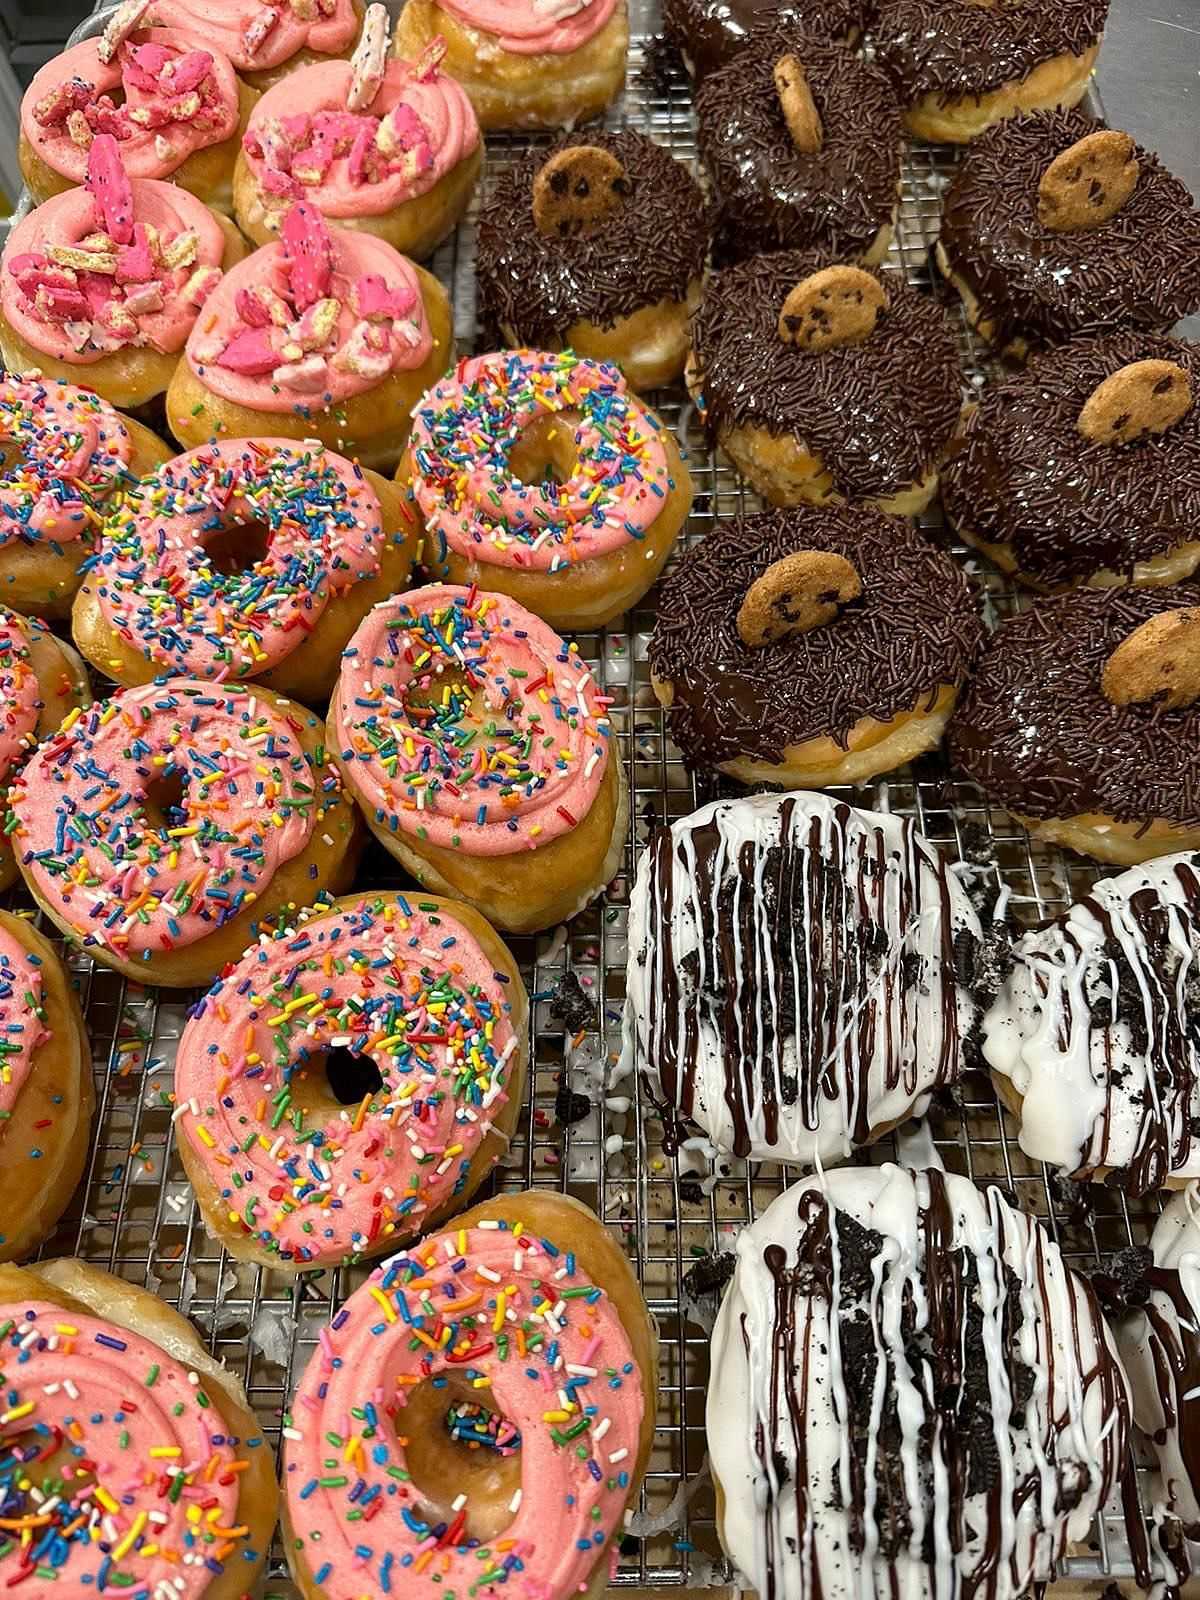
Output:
[
  {"left": 626, "top": 792, "right": 986, "bottom": 1165},
  {"left": 331, "top": 584, "right": 628, "bottom": 934},
  {"left": 174, "top": 890, "right": 528, "bottom": 1270},
  {"left": 695, "top": 28, "right": 901, "bottom": 266},
  {"left": 476, "top": 131, "right": 708, "bottom": 393},
  {"left": 0, "top": 1256, "right": 278, "bottom": 1598},
  {"left": 145, "top": 0, "right": 362, "bottom": 90},
  {"left": 650, "top": 504, "right": 984, "bottom": 785},
  {"left": 0, "top": 911, "right": 91, "bottom": 1264},
  {"left": 404, "top": 350, "right": 692, "bottom": 630},
  {"left": 167, "top": 201, "right": 452, "bottom": 471},
  {"left": 938, "top": 109, "right": 1200, "bottom": 360},
  {"left": 281, "top": 1188, "right": 657, "bottom": 1600},
  {"left": 688, "top": 251, "right": 962, "bottom": 515},
  {"left": 8, "top": 677, "right": 362, "bottom": 987},
  {"left": 662, "top": 0, "right": 871, "bottom": 79},
  {"left": 0, "top": 375, "right": 171, "bottom": 617},
  {"left": 72, "top": 437, "right": 416, "bottom": 705},
  {"left": 709, "top": 1165, "right": 1134, "bottom": 1600}
]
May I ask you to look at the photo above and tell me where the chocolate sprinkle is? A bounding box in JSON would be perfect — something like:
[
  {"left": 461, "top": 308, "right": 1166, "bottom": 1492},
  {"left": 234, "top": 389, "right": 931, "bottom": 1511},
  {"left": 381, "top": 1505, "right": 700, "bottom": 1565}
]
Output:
[
  {"left": 650, "top": 504, "right": 985, "bottom": 767},
  {"left": 941, "top": 331, "right": 1200, "bottom": 589},
  {"left": 691, "top": 248, "right": 963, "bottom": 499},
  {"left": 662, "top": 0, "right": 872, "bottom": 79},
  {"left": 940, "top": 108, "right": 1200, "bottom": 353}
]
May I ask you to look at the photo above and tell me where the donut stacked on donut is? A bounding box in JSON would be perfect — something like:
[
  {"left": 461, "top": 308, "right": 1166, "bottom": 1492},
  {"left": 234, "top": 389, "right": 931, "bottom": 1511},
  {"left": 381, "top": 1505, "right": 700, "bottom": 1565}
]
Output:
[
  {"left": 143, "top": 0, "right": 362, "bottom": 90},
  {"left": 663, "top": 0, "right": 872, "bottom": 79}
]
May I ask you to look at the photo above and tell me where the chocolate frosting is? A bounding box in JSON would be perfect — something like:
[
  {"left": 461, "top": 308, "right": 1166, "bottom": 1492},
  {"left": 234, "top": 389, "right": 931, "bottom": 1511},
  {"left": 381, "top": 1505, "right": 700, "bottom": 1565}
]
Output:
[
  {"left": 873, "top": 0, "right": 1108, "bottom": 107},
  {"left": 940, "top": 108, "right": 1200, "bottom": 353},
  {"left": 475, "top": 131, "right": 709, "bottom": 346},
  {"left": 662, "top": 0, "right": 873, "bottom": 79},
  {"left": 691, "top": 248, "right": 963, "bottom": 499},
  {"left": 650, "top": 503, "right": 984, "bottom": 767},
  {"left": 941, "top": 332, "right": 1200, "bottom": 588},
  {"left": 694, "top": 27, "right": 902, "bottom": 264},
  {"left": 949, "top": 585, "right": 1200, "bottom": 826}
]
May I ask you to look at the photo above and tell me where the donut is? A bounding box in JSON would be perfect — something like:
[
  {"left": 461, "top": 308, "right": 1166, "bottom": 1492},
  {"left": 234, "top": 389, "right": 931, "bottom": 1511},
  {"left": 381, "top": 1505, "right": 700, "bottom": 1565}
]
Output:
[
  {"left": 0, "top": 375, "right": 171, "bottom": 617},
  {"left": 944, "top": 333, "right": 1200, "bottom": 592},
  {"left": 662, "top": 0, "right": 871, "bottom": 80},
  {"left": 938, "top": 110, "right": 1200, "bottom": 360},
  {"left": 167, "top": 201, "right": 452, "bottom": 471},
  {"left": 281, "top": 1188, "right": 657, "bottom": 1600},
  {"left": 0, "top": 911, "right": 91, "bottom": 1264},
  {"left": 0, "top": 136, "right": 249, "bottom": 414},
  {"left": 948, "top": 587, "right": 1200, "bottom": 866},
  {"left": 144, "top": 0, "right": 362, "bottom": 90},
  {"left": 649, "top": 504, "right": 984, "bottom": 785},
  {"left": 72, "top": 437, "right": 416, "bottom": 705},
  {"left": 626, "top": 792, "right": 986, "bottom": 1165},
  {"left": 709, "top": 1165, "right": 1136, "bottom": 1600},
  {"left": 174, "top": 890, "right": 528, "bottom": 1269},
  {"left": 18, "top": 26, "right": 256, "bottom": 212},
  {"left": 695, "top": 28, "right": 901, "bottom": 266},
  {"left": 8, "top": 678, "right": 363, "bottom": 987},
  {"left": 476, "top": 132, "right": 707, "bottom": 393},
  {"left": 688, "top": 252, "right": 962, "bottom": 514},
  {"left": 873, "top": 0, "right": 1106, "bottom": 143},
  {"left": 0, "top": 1256, "right": 278, "bottom": 1596},
  {"left": 404, "top": 350, "right": 691, "bottom": 630},
  {"left": 331, "top": 584, "right": 628, "bottom": 934},
  {"left": 391, "top": 0, "right": 628, "bottom": 131}
]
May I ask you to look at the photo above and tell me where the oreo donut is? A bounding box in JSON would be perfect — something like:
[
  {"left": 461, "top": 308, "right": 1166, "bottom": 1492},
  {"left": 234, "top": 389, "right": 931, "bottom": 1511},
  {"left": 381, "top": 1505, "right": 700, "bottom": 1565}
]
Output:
[
  {"left": 650, "top": 503, "right": 984, "bottom": 785},
  {"left": 695, "top": 28, "right": 901, "bottom": 266},
  {"left": 939, "top": 109, "right": 1200, "bottom": 359},
  {"left": 943, "top": 332, "right": 1200, "bottom": 590},
  {"left": 476, "top": 131, "right": 708, "bottom": 392},
  {"left": 662, "top": 0, "right": 872, "bottom": 80}
]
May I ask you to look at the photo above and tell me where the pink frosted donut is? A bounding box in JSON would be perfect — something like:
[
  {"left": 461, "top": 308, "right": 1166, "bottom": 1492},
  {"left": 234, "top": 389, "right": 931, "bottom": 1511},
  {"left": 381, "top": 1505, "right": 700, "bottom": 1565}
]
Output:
[
  {"left": 0, "top": 616, "right": 46, "bottom": 786},
  {"left": 0, "top": 375, "right": 133, "bottom": 550},
  {"left": 439, "top": 0, "right": 618, "bottom": 53},
  {"left": 148, "top": 0, "right": 360, "bottom": 75}
]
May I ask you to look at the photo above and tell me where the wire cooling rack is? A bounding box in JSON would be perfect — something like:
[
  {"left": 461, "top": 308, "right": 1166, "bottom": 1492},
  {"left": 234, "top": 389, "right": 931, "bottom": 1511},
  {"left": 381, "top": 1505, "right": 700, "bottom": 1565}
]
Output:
[{"left": 11, "top": 4, "right": 1175, "bottom": 1593}]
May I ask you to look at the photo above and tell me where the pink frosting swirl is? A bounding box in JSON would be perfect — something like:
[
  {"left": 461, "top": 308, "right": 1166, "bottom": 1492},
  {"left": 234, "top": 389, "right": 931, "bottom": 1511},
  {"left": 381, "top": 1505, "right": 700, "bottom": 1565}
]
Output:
[
  {"left": 0, "top": 614, "right": 43, "bottom": 787},
  {"left": 0, "top": 376, "right": 133, "bottom": 551},
  {"left": 0, "top": 924, "right": 49, "bottom": 1131},
  {"left": 437, "top": 0, "right": 617, "bottom": 53},
  {"left": 149, "top": 0, "right": 359, "bottom": 73},
  {"left": 242, "top": 53, "right": 479, "bottom": 217},
  {"left": 21, "top": 28, "right": 241, "bottom": 185}
]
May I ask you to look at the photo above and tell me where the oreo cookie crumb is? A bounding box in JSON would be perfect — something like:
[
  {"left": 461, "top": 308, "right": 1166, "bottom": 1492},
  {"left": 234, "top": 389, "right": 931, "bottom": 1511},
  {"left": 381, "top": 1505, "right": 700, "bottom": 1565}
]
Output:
[
  {"left": 548, "top": 971, "right": 596, "bottom": 1033},
  {"left": 555, "top": 1083, "right": 591, "bottom": 1126},
  {"left": 683, "top": 1250, "right": 735, "bottom": 1299},
  {"left": 637, "top": 32, "right": 685, "bottom": 92}
]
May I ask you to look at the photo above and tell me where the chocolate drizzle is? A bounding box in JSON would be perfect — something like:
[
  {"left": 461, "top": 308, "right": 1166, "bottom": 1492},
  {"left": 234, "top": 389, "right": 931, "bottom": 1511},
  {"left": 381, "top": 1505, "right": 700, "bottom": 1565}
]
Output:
[
  {"left": 691, "top": 250, "right": 963, "bottom": 499},
  {"left": 650, "top": 504, "right": 984, "bottom": 766},
  {"left": 662, "top": 0, "right": 872, "bottom": 78},
  {"left": 940, "top": 109, "right": 1200, "bottom": 353},
  {"left": 475, "top": 131, "right": 709, "bottom": 346},
  {"left": 695, "top": 29, "right": 902, "bottom": 263},
  {"left": 941, "top": 332, "right": 1200, "bottom": 588}
]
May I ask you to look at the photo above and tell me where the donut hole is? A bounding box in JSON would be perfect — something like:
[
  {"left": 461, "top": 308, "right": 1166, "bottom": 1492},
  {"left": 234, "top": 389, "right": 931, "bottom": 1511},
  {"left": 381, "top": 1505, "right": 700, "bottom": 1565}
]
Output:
[
  {"left": 402, "top": 1374, "right": 523, "bottom": 1541},
  {"left": 286, "top": 1045, "right": 385, "bottom": 1116},
  {"left": 141, "top": 766, "right": 189, "bottom": 830},
  {"left": 202, "top": 519, "right": 272, "bottom": 577},
  {"left": 508, "top": 410, "right": 581, "bottom": 490}
]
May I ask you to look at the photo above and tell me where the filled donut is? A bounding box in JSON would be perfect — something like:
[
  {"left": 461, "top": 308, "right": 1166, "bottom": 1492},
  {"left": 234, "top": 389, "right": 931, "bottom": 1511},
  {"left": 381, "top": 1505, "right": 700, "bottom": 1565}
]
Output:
[
  {"left": 72, "top": 436, "right": 416, "bottom": 704},
  {"left": 8, "top": 677, "right": 362, "bottom": 987},
  {"left": 143, "top": 0, "right": 362, "bottom": 90},
  {"left": 626, "top": 792, "right": 986, "bottom": 1165},
  {"left": 331, "top": 585, "right": 628, "bottom": 933},
  {"left": 281, "top": 1188, "right": 656, "bottom": 1600},
  {"left": 663, "top": 0, "right": 871, "bottom": 80}
]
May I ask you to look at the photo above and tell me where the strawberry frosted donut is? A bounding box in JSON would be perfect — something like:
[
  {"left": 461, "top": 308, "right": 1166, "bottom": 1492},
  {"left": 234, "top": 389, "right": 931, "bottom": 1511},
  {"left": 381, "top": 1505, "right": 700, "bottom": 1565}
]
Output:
[
  {"left": 282, "top": 1189, "right": 657, "bottom": 1600},
  {"left": 18, "top": 26, "right": 255, "bottom": 211},
  {"left": 73, "top": 437, "right": 416, "bottom": 704},
  {"left": 0, "top": 137, "right": 249, "bottom": 413},
  {"left": 9, "top": 678, "right": 362, "bottom": 987},
  {"left": 0, "top": 375, "right": 170, "bottom": 616},
  {"left": 174, "top": 890, "right": 529, "bottom": 1269},
  {"left": 145, "top": 0, "right": 362, "bottom": 89},
  {"left": 406, "top": 351, "right": 692, "bottom": 630},
  {"left": 168, "top": 202, "right": 452, "bottom": 469},
  {"left": 331, "top": 585, "right": 628, "bottom": 933}
]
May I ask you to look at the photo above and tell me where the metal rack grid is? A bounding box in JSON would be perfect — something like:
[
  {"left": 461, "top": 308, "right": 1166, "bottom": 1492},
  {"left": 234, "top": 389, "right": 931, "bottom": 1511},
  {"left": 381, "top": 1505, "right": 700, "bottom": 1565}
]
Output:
[{"left": 15, "top": 7, "right": 1164, "bottom": 1595}]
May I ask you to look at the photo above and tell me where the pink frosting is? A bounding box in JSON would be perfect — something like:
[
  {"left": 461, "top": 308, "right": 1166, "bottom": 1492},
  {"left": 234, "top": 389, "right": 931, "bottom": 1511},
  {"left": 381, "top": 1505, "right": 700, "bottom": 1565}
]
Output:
[
  {"left": 283, "top": 1214, "right": 644, "bottom": 1596},
  {"left": 437, "top": 0, "right": 617, "bottom": 53},
  {"left": 0, "top": 614, "right": 43, "bottom": 786},
  {"left": 149, "top": 0, "right": 359, "bottom": 73},
  {"left": 186, "top": 202, "right": 433, "bottom": 408},
  {"left": 173, "top": 893, "right": 522, "bottom": 1265},
  {"left": 21, "top": 28, "right": 241, "bottom": 185},
  {"left": 241, "top": 53, "right": 479, "bottom": 217},
  {"left": 0, "top": 925, "right": 49, "bottom": 1134},
  {"left": 0, "top": 376, "right": 133, "bottom": 550}
]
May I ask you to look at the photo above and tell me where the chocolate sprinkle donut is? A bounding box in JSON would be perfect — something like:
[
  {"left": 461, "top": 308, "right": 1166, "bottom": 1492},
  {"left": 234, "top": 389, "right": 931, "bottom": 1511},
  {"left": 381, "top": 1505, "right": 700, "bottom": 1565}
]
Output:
[
  {"left": 476, "top": 131, "right": 709, "bottom": 349},
  {"left": 691, "top": 249, "right": 963, "bottom": 500},
  {"left": 662, "top": 0, "right": 873, "bottom": 79},
  {"left": 948, "top": 586, "right": 1200, "bottom": 827},
  {"left": 940, "top": 108, "right": 1200, "bottom": 353},
  {"left": 694, "top": 28, "right": 902, "bottom": 264},
  {"left": 942, "top": 332, "right": 1200, "bottom": 589},
  {"left": 650, "top": 504, "right": 985, "bottom": 768}
]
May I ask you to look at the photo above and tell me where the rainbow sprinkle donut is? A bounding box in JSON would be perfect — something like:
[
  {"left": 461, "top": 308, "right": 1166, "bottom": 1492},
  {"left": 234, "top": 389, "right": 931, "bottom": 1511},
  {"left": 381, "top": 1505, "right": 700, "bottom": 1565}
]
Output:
[{"left": 173, "top": 890, "right": 529, "bottom": 1271}]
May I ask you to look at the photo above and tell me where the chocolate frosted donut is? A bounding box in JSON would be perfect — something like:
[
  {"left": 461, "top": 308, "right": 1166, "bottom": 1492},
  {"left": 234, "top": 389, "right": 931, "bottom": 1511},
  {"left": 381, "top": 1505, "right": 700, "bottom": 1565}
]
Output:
[
  {"left": 939, "top": 109, "right": 1200, "bottom": 359},
  {"left": 476, "top": 131, "right": 708, "bottom": 392},
  {"left": 943, "top": 332, "right": 1200, "bottom": 590},
  {"left": 650, "top": 503, "right": 984, "bottom": 784},
  {"left": 662, "top": 0, "right": 872, "bottom": 79},
  {"left": 695, "top": 28, "right": 901, "bottom": 265}
]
